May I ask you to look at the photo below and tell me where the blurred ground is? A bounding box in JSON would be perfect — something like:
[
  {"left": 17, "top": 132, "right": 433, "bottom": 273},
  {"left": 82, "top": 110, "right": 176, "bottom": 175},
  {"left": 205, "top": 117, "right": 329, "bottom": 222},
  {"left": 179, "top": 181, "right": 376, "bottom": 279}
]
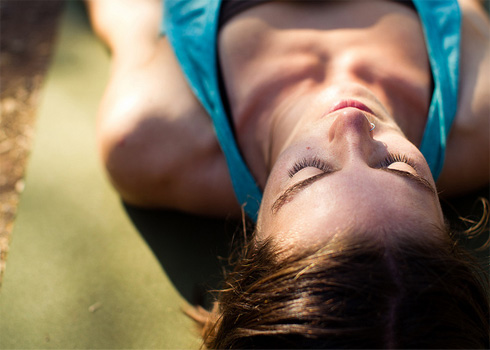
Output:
[
  {"left": 0, "top": 0, "right": 488, "bottom": 298},
  {"left": 0, "top": 3, "right": 203, "bottom": 347},
  {"left": 0, "top": 0, "right": 64, "bottom": 285},
  {"left": 0, "top": 1, "right": 487, "bottom": 347}
]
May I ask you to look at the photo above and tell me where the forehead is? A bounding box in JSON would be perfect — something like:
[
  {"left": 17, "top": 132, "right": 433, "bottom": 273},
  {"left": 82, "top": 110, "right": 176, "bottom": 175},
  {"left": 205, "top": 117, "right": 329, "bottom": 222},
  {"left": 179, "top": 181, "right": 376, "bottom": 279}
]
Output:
[{"left": 258, "top": 169, "right": 442, "bottom": 244}]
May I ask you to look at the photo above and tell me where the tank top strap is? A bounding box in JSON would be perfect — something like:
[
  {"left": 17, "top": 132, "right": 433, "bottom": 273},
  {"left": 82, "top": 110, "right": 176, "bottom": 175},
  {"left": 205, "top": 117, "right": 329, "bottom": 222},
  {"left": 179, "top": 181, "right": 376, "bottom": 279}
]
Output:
[{"left": 413, "top": 0, "right": 461, "bottom": 180}]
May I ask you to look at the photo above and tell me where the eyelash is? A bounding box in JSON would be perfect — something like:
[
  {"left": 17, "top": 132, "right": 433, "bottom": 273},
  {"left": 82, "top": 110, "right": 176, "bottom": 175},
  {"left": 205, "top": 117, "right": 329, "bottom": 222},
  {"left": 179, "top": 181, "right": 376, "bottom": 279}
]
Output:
[
  {"left": 288, "top": 153, "right": 416, "bottom": 178},
  {"left": 379, "top": 153, "right": 416, "bottom": 169},
  {"left": 288, "top": 157, "right": 330, "bottom": 177}
]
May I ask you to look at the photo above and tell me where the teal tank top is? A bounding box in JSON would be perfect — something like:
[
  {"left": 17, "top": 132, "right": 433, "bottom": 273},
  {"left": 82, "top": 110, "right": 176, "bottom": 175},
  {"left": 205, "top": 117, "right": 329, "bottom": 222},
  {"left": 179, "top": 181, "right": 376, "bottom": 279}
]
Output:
[{"left": 162, "top": 0, "right": 461, "bottom": 221}]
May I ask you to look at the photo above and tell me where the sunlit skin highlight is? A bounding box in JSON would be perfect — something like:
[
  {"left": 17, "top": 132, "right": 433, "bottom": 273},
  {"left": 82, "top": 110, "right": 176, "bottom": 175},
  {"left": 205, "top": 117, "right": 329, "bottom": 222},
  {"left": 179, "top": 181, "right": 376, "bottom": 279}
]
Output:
[
  {"left": 218, "top": 1, "right": 450, "bottom": 243},
  {"left": 256, "top": 102, "right": 445, "bottom": 247}
]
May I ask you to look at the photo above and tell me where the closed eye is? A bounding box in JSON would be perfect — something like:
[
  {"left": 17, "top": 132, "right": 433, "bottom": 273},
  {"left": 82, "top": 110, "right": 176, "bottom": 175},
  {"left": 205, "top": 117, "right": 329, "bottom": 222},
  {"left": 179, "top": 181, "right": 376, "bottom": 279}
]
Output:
[
  {"left": 379, "top": 153, "right": 417, "bottom": 169},
  {"left": 273, "top": 166, "right": 436, "bottom": 214},
  {"left": 275, "top": 153, "right": 435, "bottom": 214},
  {"left": 288, "top": 156, "right": 331, "bottom": 178},
  {"left": 289, "top": 153, "right": 415, "bottom": 178}
]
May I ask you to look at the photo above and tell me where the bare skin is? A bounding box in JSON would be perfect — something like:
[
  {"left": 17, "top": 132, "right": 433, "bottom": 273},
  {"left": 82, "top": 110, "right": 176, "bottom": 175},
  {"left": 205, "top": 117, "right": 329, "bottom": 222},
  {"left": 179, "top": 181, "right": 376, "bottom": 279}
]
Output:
[
  {"left": 88, "top": 0, "right": 238, "bottom": 216},
  {"left": 88, "top": 0, "right": 489, "bottom": 220}
]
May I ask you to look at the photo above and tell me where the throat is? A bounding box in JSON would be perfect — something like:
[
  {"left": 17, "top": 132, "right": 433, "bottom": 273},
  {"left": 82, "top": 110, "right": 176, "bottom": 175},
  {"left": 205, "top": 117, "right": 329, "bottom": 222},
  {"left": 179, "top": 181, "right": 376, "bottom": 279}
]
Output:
[{"left": 218, "top": 0, "right": 432, "bottom": 175}]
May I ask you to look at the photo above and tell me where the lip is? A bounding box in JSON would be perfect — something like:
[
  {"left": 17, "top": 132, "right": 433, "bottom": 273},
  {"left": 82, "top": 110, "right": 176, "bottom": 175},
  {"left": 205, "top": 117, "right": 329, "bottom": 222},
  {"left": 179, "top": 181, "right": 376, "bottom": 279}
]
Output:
[{"left": 327, "top": 100, "right": 374, "bottom": 115}]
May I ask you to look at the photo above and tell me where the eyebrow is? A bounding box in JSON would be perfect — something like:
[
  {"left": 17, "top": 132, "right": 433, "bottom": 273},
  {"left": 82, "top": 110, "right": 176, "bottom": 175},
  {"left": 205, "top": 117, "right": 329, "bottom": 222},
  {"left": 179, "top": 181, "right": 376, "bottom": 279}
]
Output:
[{"left": 271, "top": 168, "right": 437, "bottom": 214}]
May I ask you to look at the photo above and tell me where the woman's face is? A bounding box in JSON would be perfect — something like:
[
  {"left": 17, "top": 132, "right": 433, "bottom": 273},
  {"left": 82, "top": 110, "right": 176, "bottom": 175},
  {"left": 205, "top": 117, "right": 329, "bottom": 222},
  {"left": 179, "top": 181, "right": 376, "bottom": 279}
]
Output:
[{"left": 257, "top": 86, "right": 444, "bottom": 245}]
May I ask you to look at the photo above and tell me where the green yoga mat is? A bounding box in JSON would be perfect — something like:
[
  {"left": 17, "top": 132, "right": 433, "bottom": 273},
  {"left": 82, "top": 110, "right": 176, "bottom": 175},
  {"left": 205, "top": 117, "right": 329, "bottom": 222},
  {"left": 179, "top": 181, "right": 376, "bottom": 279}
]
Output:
[
  {"left": 0, "top": 3, "right": 235, "bottom": 348},
  {"left": 2, "top": 2, "right": 487, "bottom": 349}
]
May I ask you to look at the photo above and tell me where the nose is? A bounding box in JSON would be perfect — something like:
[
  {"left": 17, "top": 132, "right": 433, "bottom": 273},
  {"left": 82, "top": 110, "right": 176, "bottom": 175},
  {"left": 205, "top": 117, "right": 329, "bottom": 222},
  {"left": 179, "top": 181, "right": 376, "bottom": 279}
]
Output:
[
  {"left": 328, "top": 107, "right": 378, "bottom": 162},
  {"left": 328, "top": 107, "right": 374, "bottom": 140}
]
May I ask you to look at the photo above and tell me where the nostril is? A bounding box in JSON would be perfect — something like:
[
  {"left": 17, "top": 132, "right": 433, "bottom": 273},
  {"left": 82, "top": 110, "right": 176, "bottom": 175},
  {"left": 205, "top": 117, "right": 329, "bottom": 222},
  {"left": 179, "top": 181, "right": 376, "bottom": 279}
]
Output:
[
  {"left": 335, "top": 108, "right": 373, "bottom": 130},
  {"left": 328, "top": 107, "right": 376, "bottom": 145}
]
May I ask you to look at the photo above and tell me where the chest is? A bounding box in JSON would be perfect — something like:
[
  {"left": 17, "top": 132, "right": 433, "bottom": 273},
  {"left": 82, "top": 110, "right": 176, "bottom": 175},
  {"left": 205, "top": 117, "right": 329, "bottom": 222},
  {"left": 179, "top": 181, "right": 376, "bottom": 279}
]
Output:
[{"left": 218, "top": 0, "right": 432, "bottom": 128}]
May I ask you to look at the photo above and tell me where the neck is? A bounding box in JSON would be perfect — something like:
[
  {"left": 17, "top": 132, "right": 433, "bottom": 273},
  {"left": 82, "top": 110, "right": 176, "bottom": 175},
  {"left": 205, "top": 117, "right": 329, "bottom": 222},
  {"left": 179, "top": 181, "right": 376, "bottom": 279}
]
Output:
[{"left": 219, "top": 0, "right": 431, "bottom": 187}]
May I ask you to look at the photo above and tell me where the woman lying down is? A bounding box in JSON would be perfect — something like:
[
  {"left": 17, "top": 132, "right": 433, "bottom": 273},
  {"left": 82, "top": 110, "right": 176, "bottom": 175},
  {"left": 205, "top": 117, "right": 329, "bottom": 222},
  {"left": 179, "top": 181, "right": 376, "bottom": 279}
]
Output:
[{"left": 88, "top": 0, "right": 489, "bottom": 348}]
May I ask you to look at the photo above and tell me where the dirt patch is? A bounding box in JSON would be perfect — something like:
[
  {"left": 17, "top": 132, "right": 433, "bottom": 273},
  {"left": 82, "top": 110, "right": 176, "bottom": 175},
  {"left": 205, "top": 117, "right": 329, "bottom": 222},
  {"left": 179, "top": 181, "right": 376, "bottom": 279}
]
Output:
[{"left": 0, "top": 0, "right": 63, "bottom": 286}]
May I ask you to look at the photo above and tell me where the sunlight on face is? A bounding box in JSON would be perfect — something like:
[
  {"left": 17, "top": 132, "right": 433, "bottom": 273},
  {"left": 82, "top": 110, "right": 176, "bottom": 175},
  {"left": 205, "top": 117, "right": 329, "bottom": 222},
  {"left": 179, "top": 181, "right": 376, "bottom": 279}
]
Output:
[
  {"left": 257, "top": 107, "right": 444, "bottom": 247},
  {"left": 258, "top": 165, "right": 443, "bottom": 247}
]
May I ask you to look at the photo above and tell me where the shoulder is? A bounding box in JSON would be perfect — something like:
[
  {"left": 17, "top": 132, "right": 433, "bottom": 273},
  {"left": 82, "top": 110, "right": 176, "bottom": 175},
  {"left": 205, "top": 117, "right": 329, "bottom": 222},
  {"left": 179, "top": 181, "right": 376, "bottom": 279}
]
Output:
[
  {"left": 437, "top": 0, "right": 489, "bottom": 196},
  {"left": 98, "top": 38, "right": 241, "bottom": 217}
]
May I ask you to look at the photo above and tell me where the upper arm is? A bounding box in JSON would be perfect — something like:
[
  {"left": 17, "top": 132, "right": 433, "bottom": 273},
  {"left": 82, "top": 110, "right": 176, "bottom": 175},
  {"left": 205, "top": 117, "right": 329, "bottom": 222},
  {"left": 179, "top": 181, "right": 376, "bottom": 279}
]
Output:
[
  {"left": 88, "top": 0, "right": 242, "bottom": 217},
  {"left": 86, "top": 0, "right": 162, "bottom": 55},
  {"left": 97, "top": 35, "right": 241, "bottom": 217},
  {"left": 437, "top": 0, "right": 489, "bottom": 197}
]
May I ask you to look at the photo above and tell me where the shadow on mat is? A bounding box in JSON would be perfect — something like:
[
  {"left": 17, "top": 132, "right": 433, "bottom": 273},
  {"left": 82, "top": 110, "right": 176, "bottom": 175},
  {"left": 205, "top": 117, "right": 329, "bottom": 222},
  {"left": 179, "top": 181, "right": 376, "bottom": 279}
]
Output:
[
  {"left": 124, "top": 204, "right": 242, "bottom": 308},
  {"left": 125, "top": 185, "right": 489, "bottom": 308}
]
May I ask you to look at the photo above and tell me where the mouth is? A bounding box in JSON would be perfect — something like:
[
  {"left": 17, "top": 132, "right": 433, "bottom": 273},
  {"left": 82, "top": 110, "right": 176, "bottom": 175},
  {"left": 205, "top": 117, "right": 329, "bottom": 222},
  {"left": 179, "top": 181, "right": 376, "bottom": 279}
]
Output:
[{"left": 327, "top": 100, "right": 374, "bottom": 115}]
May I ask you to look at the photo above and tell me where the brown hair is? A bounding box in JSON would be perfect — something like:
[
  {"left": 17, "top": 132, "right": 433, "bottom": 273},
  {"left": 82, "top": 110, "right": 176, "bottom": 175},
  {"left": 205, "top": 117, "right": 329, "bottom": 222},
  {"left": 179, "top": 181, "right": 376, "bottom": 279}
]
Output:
[{"left": 190, "top": 222, "right": 489, "bottom": 348}]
